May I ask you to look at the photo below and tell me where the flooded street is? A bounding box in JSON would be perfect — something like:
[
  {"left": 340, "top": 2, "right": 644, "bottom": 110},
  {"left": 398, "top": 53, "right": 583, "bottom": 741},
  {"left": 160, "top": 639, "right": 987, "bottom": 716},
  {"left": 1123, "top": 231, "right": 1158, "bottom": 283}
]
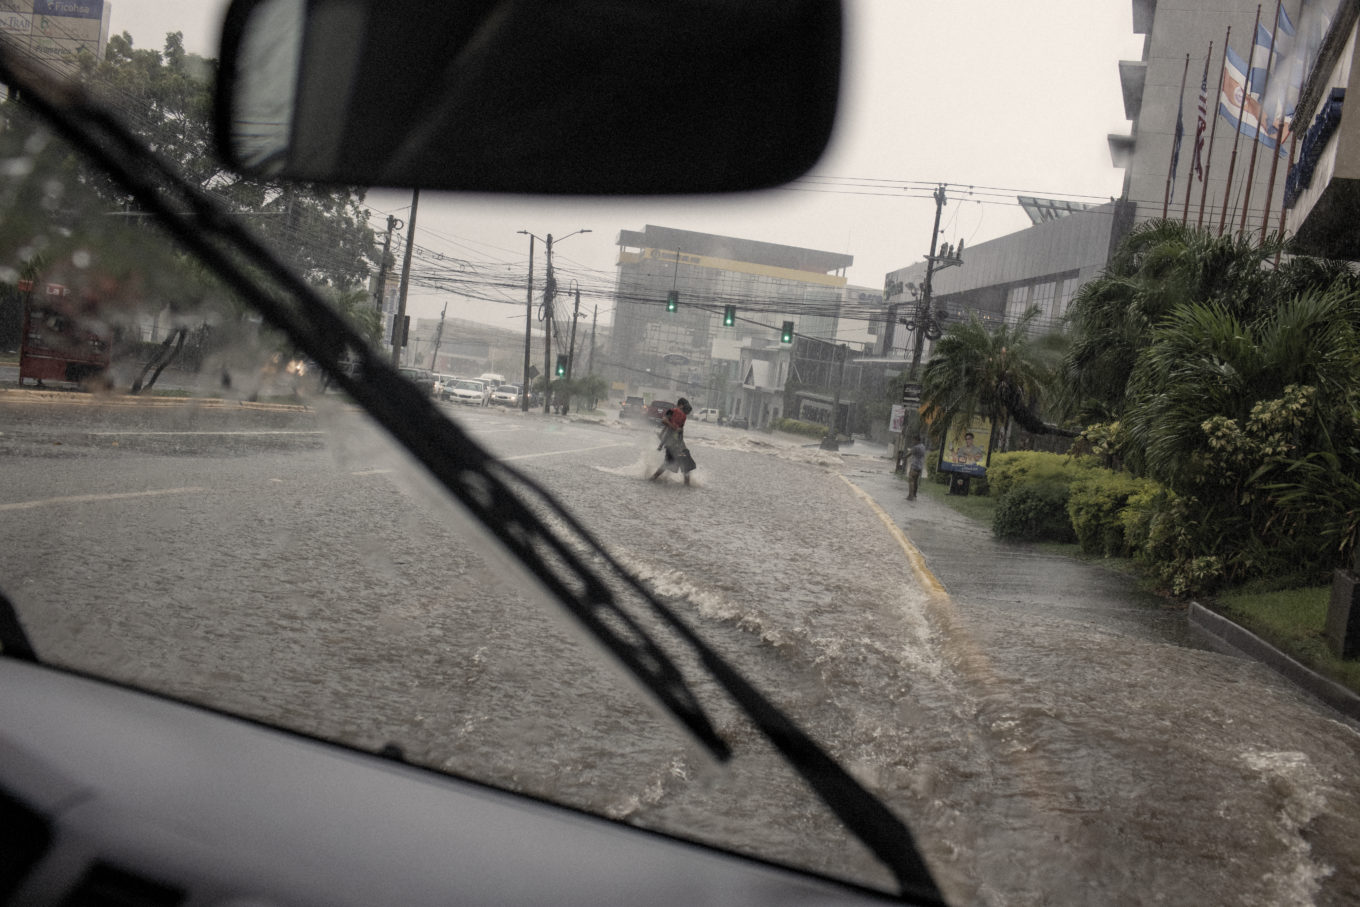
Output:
[{"left": 4, "top": 399, "right": 1360, "bottom": 905}]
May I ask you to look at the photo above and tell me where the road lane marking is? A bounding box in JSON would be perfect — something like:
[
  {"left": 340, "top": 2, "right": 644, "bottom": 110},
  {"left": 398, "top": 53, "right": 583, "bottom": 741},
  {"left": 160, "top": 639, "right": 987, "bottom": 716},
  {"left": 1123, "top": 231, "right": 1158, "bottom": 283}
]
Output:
[
  {"left": 499, "top": 443, "right": 633, "bottom": 462},
  {"left": 86, "top": 430, "right": 325, "bottom": 436},
  {"left": 0, "top": 486, "right": 207, "bottom": 512},
  {"left": 837, "top": 474, "right": 948, "bottom": 599}
]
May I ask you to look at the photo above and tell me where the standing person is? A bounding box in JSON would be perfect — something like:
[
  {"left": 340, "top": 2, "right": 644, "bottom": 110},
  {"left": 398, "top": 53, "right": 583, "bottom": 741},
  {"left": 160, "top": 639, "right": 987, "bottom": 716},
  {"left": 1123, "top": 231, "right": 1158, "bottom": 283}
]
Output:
[
  {"left": 650, "top": 397, "right": 697, "bottom": 485},
  {"left": 906, "top": 437, "right": 927, "bottom": 501}
]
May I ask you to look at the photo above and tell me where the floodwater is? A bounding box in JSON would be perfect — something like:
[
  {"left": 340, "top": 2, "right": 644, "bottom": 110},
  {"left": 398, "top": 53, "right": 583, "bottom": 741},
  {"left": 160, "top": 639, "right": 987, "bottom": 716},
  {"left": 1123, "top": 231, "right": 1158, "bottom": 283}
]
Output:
[{"left": 5, "top": 401, "right": 1360, "bottom": 906}]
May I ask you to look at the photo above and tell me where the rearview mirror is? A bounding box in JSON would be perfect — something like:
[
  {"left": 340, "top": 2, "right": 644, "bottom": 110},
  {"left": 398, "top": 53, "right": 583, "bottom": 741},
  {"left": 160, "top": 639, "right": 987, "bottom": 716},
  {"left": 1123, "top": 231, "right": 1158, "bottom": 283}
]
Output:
[{"left": 215, "top": 0, "right": 842, "bottom": 194}]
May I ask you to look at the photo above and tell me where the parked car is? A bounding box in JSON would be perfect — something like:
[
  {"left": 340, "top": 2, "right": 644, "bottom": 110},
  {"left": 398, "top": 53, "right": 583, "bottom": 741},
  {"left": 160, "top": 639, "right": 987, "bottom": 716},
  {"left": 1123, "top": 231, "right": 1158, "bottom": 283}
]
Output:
[
  {"left": 696, "top": 408, "right": 722, "bottom": 423},
  {"left": 727, "top": 416, "right": 750, "bottom": 430},
  {"left": 619, "top": 395, "right": 645, "bottom": 418},
  {"left": 447, "top": 378, "right": 488, "bottom": 405},
  {"left": 490, "top": 384, "right": 521, "bottom": 407},
  {"left": 645, "top": 400, "right": 676, "bottom": 423}
]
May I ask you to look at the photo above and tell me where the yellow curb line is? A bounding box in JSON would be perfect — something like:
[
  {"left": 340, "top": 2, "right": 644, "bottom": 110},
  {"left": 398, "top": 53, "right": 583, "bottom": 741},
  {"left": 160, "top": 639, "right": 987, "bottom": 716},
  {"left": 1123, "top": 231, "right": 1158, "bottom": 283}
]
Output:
[{"left": 837, "top": 474, "right": 948, "bottom": 600}]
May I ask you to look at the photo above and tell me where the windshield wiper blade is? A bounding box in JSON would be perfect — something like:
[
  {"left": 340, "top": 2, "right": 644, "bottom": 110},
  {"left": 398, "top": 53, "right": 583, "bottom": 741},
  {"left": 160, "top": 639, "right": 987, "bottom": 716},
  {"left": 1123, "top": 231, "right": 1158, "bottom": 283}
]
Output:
[
  {"left": 0, "top": 48, "right": 945, "bottom": 903},
  {"left": 0, "top": 589, "right": 38, "bottom": 662}
]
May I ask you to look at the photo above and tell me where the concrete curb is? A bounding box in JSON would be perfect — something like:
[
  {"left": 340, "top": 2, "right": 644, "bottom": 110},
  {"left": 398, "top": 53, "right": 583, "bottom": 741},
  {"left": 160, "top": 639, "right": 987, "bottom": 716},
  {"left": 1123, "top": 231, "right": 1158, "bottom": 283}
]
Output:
[{"left": 1188, "top": 602, "right": 1360, "bottom": 722}]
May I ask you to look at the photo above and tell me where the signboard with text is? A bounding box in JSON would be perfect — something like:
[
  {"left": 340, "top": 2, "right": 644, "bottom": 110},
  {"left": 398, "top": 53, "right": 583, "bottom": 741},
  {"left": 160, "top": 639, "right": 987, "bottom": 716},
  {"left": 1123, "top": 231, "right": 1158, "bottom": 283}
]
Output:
[{"left": 0, "top": 0, "right": 109, "bottom": 73}]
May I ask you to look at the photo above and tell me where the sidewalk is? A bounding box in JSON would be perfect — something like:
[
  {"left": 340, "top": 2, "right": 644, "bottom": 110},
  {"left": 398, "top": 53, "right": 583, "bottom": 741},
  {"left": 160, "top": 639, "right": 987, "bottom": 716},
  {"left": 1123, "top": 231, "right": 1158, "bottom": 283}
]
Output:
[{"left": 837, "top": 449, "right": 1360, "bottom": 723}]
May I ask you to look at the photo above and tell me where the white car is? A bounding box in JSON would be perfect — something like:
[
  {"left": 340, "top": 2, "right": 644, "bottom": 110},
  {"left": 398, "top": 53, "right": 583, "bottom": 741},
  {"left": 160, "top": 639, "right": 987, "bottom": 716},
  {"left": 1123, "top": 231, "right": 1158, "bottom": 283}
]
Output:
[
  {"left": 447, "top": 378, "right": 488, "bottom": 405},
  {"left": 431, "top": 374, "right": 459, "bottom": 399},
  {"left": 491, "top": 384, "right": 521, "bottom": 407},
  {"left": 696, "top": 408, "right": 722, "bottom": 423}
]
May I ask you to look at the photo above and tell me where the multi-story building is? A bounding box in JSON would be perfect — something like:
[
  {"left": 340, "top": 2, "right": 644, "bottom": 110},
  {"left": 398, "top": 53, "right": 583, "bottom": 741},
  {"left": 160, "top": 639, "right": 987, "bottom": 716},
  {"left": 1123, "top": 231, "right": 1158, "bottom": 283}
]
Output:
[
  {"left": 883, "top": 199, "right": 1128, "bottom": 365},
  {"left": 1282, "top": 0, "right": 1360, "bottom": 258},
  {"left": 882, "top": 0, "right": 1325, "bottom": 367},
  {"left": 609, "top": 225, "right": 853, "bottom": 426}
]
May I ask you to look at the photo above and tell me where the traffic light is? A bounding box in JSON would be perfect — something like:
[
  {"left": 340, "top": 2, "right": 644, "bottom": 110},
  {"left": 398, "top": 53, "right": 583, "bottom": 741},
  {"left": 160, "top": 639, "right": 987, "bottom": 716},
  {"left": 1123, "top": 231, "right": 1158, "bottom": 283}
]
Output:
[
  {"left": 666, "top": 290, "right": 678, "bottom": 312},
  {"left": 555, "top": 354, "right": 567, "bottom": 377},
  {"left": 723, "top": 305, "right": 736, "bottom": 327},
  {"left": 780, "top": 320, "right": 794, "bottom": 343}
]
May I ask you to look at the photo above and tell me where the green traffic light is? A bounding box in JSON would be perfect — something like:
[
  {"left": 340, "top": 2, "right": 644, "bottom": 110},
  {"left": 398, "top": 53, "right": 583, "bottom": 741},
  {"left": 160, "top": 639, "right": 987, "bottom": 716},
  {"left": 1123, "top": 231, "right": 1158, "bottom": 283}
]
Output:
[
  {"left": 780, "top": 320, "right": 794, "bottom": 343},
  {"left": 723, "top": 305, "right": 736, "bottom": 327},
  {"left": 666, "top": 290, "right": 678, "bottom": 312}
]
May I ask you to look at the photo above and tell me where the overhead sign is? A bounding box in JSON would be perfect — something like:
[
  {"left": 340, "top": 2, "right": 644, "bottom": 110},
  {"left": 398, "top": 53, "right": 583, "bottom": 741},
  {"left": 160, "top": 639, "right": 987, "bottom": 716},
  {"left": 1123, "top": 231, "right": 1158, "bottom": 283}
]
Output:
[{"left": 0, "top": 0, "right": 110, "bottom": 73}]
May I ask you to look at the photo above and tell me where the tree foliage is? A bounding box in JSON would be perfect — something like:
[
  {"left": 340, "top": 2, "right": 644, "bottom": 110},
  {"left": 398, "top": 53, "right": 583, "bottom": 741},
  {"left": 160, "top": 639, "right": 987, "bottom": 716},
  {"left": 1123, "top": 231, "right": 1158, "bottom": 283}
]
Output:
[
  {"left": 1056, "top": 220, "right": 1360, "bottom": 589},
  {"left": 920, "top": 307, "right": 1072, "bottom": 449},
  {"left": 80, "top": 31, "right": 376, "bottom": 292}
]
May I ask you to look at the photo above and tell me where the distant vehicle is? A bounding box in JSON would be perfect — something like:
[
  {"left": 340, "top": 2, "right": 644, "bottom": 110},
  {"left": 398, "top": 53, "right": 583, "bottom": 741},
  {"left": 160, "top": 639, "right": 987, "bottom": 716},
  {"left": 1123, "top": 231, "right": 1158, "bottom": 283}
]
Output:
[
  {"left": 727, "top": 416, "right": 750, "bottom": 430},
  {"left": 448, "top": 378, "right": 488, "bottom": 405},
  {"left": 696, "top": 408, "right": 722, "bottom": 423},
  {"left": 491, "top": 384, "right": 521, "bottom": 407},
  {"left": 479, "top": 372, "right": 506, "bottom": 387},
  {"left": 620, "top": 395, "right": 645, "bottom": 418},
  {"left": 645, "top": 400, "right": 676, "bottom": 423},
  {"left": 398, "top": 366, "right": 436, "bottom": 396},
  {"left": 432, "top": 373, "right": 459, "bottom": 399}
]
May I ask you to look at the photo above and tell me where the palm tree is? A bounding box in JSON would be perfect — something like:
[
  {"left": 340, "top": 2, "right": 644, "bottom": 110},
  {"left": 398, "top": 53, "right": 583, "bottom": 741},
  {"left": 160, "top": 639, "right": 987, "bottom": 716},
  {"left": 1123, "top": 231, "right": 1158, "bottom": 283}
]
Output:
[
  {"left": 1059, "top": 220, "right": 1292, "bottom": 423},
  {"left": 920, "top": 307, "right": 1071, "bottom": 453},
  {"left": 1123, "top": 286, "right": 1360, "bottom": 492}
]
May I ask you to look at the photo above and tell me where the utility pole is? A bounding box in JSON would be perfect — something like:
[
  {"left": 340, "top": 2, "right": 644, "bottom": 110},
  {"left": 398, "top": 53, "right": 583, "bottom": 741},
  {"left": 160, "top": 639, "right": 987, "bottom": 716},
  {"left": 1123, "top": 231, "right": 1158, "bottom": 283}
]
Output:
[
  {"left": 543, "top": 233, "right": 555, "bottom": 413},
  {"left": 428, "top": 301, "right": 447, "bottom": 371},
  {"left": 391, "top": 189, "right": 419, "bottom": 367},
  {"left": 566, "top": 284, "right": 581, "bottom": 379},
  {"left": 587, "top": 304, "right": 597, "bottom": 377},
  {"left": 819, "top": 343, "right": 848, "bottom": 451},
  {"left": 518, "top": 232, "right": 534, "bottom": 411},
  {"left": 895, "top": 184, "right": 960, "bottom": 468},
  {"left": 373, "top": 213, "right": 402, "bottom": 317}
]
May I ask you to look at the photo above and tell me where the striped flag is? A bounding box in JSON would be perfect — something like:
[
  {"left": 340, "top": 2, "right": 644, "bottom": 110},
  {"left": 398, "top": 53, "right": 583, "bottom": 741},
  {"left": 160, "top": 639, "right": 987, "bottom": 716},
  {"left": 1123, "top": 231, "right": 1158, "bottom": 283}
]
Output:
[{"left": 1192, "top": 51, "right": 1211, "bottom": 181}]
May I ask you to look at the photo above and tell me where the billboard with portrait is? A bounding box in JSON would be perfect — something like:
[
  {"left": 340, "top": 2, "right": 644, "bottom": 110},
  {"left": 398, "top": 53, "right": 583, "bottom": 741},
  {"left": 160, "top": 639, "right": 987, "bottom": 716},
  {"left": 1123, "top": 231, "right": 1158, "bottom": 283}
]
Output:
[{"left": 938, "top": 418, "right": 993, "bottom": 477}]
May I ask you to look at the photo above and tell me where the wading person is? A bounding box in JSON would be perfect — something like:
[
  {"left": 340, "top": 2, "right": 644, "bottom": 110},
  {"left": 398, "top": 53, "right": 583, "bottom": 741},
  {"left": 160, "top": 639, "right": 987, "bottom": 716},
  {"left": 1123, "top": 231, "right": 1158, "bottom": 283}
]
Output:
[
  {"left": 650, "top": 398, "right": 697, "bottom": 485},
  {"left": 907, "top": 437, "right": 927, "bottom": 501}
]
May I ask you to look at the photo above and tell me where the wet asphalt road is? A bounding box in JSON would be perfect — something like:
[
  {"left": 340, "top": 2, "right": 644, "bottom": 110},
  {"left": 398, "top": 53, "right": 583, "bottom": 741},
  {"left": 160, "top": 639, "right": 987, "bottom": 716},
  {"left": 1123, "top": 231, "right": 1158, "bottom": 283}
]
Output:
[{"left": 5, "top": 390, "right": 1360, "bottom": 905}]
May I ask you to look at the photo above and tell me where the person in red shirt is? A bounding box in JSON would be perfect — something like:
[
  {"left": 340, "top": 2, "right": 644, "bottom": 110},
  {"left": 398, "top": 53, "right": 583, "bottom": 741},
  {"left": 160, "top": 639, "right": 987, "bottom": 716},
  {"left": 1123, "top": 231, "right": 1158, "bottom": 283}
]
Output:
[{"left": 650, "top": 397, "right": 696, "bottom": 484}]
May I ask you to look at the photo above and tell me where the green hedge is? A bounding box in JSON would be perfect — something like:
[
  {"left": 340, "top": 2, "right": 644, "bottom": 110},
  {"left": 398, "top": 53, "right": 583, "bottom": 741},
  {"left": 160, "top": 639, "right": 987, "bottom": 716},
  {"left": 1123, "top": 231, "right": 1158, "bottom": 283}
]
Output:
[
  {"left": 988, "top": 452, "right": 1096, "bottom": 543},
  {"left": 986, "top": 450, "right": 1098, "bottom": 497},
  {"left": 771, "top": 417, "right": 828, "bottom": 438},
  {"left": 993, "top": 480, "right": 1076, "bottom": 542},
  {"left": 1067, "top": 471, "right": 1160, "bottom": 557}
]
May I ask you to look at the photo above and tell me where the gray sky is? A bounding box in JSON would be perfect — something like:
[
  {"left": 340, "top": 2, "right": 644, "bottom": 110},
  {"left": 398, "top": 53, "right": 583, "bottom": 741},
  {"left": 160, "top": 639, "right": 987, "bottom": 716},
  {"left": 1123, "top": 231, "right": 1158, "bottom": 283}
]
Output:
[{"left": 109, "top": 0, "right": 1144, "bottom": 330}]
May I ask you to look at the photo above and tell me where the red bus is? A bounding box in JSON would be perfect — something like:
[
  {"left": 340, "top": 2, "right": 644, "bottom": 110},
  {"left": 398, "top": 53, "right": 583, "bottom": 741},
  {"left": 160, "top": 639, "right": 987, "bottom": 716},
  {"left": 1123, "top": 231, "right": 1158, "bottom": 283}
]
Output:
[{"left": 18, "top": 281, "right": 111, "bottom": 387}]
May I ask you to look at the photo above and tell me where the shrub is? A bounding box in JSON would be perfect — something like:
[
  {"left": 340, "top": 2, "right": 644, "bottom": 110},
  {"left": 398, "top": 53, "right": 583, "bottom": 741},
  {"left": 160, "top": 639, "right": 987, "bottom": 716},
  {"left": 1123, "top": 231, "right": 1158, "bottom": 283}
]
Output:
[
  {"left": 1067, "top": 470, "right": 1159, "bottom": 557},
  {"left": 1121, "top": 486, "right": 1226, "bottom": 596},
  {"left": 993, "top": 481, "right": 1076, "bottom": 542},
  {"left": 771, "top": 417, "right": 827, "bottom": 438},
  {"left": 986, "top": 450, "right": 1098, "bottom": 498}
]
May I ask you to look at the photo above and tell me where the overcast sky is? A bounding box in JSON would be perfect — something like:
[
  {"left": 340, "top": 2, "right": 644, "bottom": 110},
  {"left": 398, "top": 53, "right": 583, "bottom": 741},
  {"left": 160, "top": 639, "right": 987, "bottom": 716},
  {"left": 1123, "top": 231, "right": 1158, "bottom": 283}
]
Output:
[{"left": 107, "top": 0, "right": 1144, "bottom": 330}]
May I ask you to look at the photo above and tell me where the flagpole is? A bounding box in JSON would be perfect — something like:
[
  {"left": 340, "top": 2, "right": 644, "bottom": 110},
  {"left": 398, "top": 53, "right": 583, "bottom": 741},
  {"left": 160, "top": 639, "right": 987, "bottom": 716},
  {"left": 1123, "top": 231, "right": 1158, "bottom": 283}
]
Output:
[
  {"left": 1240, "top": 0, "right": 1283, "bottom": 236},
  {"left": 1274, "top": 89, "right": 1304, "bottom": 262},
  {"left": 1220, "top": 5, "right": 1262, "bottom": 237},
  {"left": 1183, "top": 43, "right": 1213, "bottom": 225},
  {"left": 1165, "top": 53, "right": 1190, "bottom": 218},
  {"left": 1199, "top": 27, "right": 1230, "bottom": 230},
  {"left": 1261, "top": 5, "right": 1299, "bottom": 244}
]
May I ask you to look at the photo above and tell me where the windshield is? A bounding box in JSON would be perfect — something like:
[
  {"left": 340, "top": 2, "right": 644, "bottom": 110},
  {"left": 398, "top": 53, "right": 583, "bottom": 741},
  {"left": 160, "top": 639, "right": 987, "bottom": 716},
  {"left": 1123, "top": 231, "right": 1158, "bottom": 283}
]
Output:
[{"left": 3, "top": 2, "right": 1360, "bottom": 905}]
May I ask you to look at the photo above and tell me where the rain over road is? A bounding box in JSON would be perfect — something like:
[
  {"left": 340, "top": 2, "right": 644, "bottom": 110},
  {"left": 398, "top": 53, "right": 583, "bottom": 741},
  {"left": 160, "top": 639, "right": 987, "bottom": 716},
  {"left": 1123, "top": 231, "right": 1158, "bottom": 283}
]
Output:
[{"left": 3, "top": 393, "right": 1359, "bottom": 905}]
